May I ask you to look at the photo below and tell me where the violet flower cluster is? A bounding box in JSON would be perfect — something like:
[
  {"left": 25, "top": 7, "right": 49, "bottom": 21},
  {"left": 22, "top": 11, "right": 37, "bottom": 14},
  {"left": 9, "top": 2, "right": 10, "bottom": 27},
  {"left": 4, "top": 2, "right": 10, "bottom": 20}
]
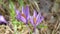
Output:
[
  {"left": 15, "top": 5, "right": 44, "bottom": 27},
  {"left": 16, "top": 5, "right": 44, "bottom": 27},
  {"left": 0, "top": 5, "right": 44, "bottom": 34}
]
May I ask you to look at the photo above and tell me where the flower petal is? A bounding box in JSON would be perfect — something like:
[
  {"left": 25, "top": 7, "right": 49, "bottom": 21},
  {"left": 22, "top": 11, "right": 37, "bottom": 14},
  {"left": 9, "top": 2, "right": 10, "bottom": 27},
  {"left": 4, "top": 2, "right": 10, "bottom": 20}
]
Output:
[
  {"left": 15, "top": 9, "right": 20, "bottom": 15},
  {"left": 36, "top": 13, "right": 44, "bottom": 26},
  {"left": 33, "top": 10, "right": 37, "bottom": 17},
  {"left": 22, "top": 5, "right": 30, "bottom": 22},
  {"left": 22, "top": 6, "right": 25, "bottom": 14},
  {"left": 30, "top": 16, "right": 35, "bottom": 27},
  {"left": 16, "top": 13, "right": 26, "bottom": 23},
  {"left": 0, "top": 15, "right": 7, "bottom": 25},
  {"left": 16, "top": 15, "right": 21, "bottom": 21},
  {"left": 23, "top": 5, "right": 30, "bottom": 20},
  {"left": 15, "top": 9, "right": 21, "bottom": 21},
  {"left": 22, "top": 6, "right": 27, "bottom": 19},
  {"left": 20, "top": 16, "right": 26, "bottom": 23}
]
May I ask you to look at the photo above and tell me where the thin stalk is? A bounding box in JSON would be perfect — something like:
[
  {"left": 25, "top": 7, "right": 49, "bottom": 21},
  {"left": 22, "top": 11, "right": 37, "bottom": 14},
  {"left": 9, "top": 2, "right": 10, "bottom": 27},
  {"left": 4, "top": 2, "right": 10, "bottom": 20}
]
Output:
[
  {"left": 25, "top": 19, "right": 30, "bottom": 34},
  {"left": 34, "top": 27, "right": 36, "bottom": 34},
  {"left": 14, "top": 25, "right": 17, "bottom": 34},
  {"left": 34, "top": 27, "right": 39, "bottom": 34},
  {"left": 26, "top": 24, "right": 30, "bottom": 34}
]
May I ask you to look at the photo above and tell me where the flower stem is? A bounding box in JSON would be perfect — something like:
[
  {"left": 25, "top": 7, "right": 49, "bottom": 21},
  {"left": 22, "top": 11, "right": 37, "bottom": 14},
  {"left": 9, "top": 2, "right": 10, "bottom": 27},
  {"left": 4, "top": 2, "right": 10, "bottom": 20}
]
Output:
[
  {"left": 14, "top": 25, "right": 17, "bottom": 34},
  {"left": 34, "top": 27, "right": 36, "bottom": 34},
  {"left": 26, "top": 24, "right": 30, "bottom": 34}
]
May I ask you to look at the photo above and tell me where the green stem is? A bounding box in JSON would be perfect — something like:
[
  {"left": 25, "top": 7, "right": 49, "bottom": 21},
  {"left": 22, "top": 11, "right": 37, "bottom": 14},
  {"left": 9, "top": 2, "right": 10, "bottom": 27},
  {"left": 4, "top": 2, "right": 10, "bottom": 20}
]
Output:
[
  {"left": 26, "top": 24, "right": 30, "bottom": 34},
  {"left": 14, "top": 25, "right": 17, "bottom": 34}
]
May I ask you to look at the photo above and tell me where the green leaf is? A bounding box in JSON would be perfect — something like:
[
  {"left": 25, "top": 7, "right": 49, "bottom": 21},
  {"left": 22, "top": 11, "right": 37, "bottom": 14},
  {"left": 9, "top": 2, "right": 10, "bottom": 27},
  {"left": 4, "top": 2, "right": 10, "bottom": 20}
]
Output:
[
  {"left": 9, "top": 1, "right": 14, "bottom": 11},
  {"left": 9, "top": 0, "right": 16, "bottom": 18},
  {"left": 37, "top": 24, "right": 48, "bottom": 28},
  {"left": 18, "top": 0, "right": 24, "bottom": 7}
]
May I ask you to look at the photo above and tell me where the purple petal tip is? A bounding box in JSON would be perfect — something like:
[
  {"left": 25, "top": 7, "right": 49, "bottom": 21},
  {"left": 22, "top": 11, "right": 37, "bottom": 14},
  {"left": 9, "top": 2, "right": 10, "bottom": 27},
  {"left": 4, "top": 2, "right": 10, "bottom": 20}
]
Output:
[{"left": 0, "top": 15, "right": 7, "bottom": 25}]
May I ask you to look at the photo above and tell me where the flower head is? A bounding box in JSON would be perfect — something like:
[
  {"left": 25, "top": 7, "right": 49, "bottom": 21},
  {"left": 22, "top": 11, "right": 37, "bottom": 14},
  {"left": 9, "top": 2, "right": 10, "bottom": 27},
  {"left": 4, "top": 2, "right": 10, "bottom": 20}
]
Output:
[
  {"left": 0, "top": 15, "right": 7, "bottom": 25},
  {"left": 30, "top": 10, "right": 44, "bottom": 27},
  {"left": 15, "top": 5, "right": 30, "bottom": 24}
]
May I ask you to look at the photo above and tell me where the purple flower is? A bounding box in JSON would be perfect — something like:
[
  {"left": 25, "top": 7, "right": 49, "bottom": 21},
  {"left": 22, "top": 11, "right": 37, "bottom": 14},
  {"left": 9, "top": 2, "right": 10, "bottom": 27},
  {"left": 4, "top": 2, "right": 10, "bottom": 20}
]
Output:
[
  {"left": 0, "top": 15, "right": 7, "bottom": 25},
  {"left": 15, "top": 5, "right": 30, "bottom": 24},
  {"left": 30, "top": 10, "right": 44, "bottom": 27}
]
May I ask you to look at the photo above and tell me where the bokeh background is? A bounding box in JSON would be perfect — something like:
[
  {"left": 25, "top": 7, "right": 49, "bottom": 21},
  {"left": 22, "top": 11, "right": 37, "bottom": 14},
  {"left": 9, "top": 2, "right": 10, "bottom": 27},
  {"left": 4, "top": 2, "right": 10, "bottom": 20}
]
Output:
[{"left": 0, "top": 0, "right": 60, "bottom": 34}]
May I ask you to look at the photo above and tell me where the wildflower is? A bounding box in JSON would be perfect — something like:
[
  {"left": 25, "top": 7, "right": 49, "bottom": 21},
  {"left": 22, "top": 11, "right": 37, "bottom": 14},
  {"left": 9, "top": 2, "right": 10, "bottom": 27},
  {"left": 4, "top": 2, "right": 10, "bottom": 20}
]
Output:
[
  {"left": 30, "top": 10, "right": 44, "bottom": 28},
  {"left": 15, "top": 5, "right": 29, "bottom": 24},
  {"left": 0, "top": 15, "right": 7, "bottom": 25}
]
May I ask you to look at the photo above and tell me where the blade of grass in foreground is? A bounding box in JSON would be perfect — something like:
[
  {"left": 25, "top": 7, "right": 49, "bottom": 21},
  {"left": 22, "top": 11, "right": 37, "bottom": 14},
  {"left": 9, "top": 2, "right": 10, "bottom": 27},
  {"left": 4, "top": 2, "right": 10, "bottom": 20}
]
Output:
[
  {"left": 18, "top": 0, "right": 24, "bottom": 8},
  {"left": 9, "top": 1, "right": 22, "bottom": 34}
]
